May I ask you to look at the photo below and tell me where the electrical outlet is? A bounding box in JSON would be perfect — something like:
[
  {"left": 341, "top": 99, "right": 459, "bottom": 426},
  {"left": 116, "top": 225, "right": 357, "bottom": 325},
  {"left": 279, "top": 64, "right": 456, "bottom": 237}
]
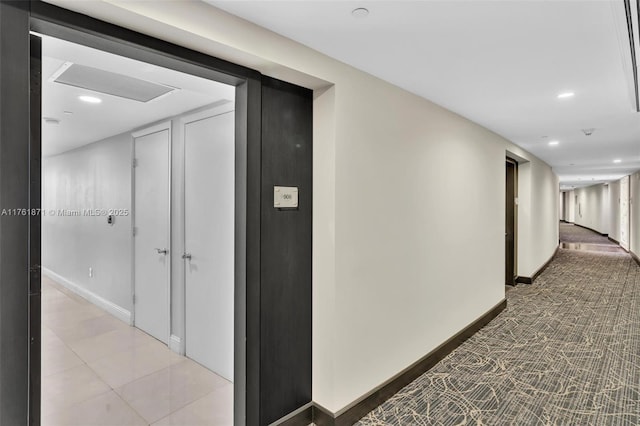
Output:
[{"left": 89, "top": 267, "right": 93, "bottom": 278}]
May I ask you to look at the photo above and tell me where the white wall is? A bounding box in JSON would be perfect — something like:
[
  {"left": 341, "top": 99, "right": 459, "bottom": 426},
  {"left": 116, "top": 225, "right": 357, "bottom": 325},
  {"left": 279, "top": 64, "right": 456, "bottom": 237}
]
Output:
[
  {"left": 608, "top": 180, "right": 621, "bottom": 243},
  {"left": 516, "top": 160, "right": 560, "bottom": 277},
  {"left": 568, "top": 189, "right": 576, "bottom": 222},
  {"left": 42, "top": 133, "right": 133, "bottom": 318},
  {"left": 631, "top": 172, "right": 640, "bottom": 256},
  {"left": 47, "top": 0, "right": 561, "bottom": 413},
  {"left": 602, "top": 184, "right": 610, "bottom": 235},
  {"left": 574, "top": 184, "right": 609, "bottom": 234}
]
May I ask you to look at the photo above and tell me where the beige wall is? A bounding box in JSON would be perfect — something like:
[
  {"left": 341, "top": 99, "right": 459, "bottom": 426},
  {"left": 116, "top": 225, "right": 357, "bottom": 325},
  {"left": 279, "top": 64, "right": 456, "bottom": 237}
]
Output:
[
  {"left": 46, "top": 0, "right": 560, "bottom": 414},
  {"left": 608, "top": 181, "right": 621, "bottom": 243},
  {"left": 516, "top": 159, "right": 560, "bottom": 277},
  {"left": 574, "top": 184, "right": 609, "bottom": 234},
  {"left": 631, "top": 172, "right": 640, "bottom": 256},
  {"left": 568, "top": 189, "right": 576, "bottom": 223}
]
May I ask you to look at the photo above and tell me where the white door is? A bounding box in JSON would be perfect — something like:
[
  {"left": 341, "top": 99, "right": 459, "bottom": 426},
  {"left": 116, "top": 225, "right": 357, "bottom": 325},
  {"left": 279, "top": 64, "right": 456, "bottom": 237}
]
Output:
[
  {"left": 621, "top": 175, "right": 630, "bottom": 250},
  {"left": 184, "top": 110, "right": 234, "bottom": 381},
  {"left": 134, "top": 124, "right": 170, "bottom": 343}
]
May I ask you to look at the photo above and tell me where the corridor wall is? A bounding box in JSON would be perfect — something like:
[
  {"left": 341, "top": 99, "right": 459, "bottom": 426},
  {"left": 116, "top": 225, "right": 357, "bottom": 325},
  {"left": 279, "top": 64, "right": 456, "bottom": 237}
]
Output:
[
  {"left": 568, "top": 189, "right": 576, "bottom": 222},
  {"left": 46, "top": 0, "right": 562, "bottom": 414},
  {"left": 574, "top": 184, "right": 608, "bottom": 234},
  {"left": 42, "top": 133, "right": 133, "bottom": 321},
  {"left": 609, "top": 180, "right": 621, "bottom": 243},
  {"left": 631, "top": 172, "right": 640, "bottom": 257},
  {"left": 515, "top": 158, "right": 560, "bottom": 278}
]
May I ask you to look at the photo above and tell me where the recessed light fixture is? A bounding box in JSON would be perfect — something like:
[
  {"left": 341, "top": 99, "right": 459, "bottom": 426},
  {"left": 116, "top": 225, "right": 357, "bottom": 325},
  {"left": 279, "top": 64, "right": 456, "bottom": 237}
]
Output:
[
  {"left": 78, "top": 95, "right": 102, "bottom": 104},
  {"left": 548, "top": 140, "right": 559, "bottom": 146},
  {"left": 557, "top": 92, "right": 575, "bottom": 99},
  {"left": 352, "top": 7, "right": 369, "bottom": 18},
  {"left": 63, "top": 111, "right": 73, "bottom": 115},
  {"left": 613, "top": 159, "right": 622, "bottom": 163}
]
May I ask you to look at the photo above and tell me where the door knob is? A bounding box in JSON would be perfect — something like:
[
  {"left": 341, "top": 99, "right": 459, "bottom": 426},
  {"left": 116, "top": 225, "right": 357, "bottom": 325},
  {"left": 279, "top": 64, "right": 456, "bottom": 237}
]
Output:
[
  {"left": 155, "top": 248, "right": 168, "bottom": 255},
  {"left": 182, "top": 253, "right": 192, "bottom": 260}
]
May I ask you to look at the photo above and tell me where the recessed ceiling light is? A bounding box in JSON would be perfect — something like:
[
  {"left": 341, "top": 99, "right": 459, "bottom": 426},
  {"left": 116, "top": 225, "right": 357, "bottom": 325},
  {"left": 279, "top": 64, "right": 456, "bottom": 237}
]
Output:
[
  {"left": 613, "top": 159, "right": 622, "bottom": 163},
  {"left": 63, "top": 111, "right": 73, "bottom": 115},
  {"left": 78, "top": 95, "right": 102, "bottom": 104},
  {"left": 548, "top": 140, "right": 559, "bottom": 146},
  {"left": 352, "top": 7, "right": 369, "bottom": 18},
  {"left": 557, "top": 92, "right": 575, "bottom": 99}
]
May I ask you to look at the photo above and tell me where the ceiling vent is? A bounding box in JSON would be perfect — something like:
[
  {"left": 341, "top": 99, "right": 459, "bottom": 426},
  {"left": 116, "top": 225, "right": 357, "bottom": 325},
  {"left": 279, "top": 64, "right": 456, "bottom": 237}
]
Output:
[{"left": 51, "top": 62, "right": 176, "bottom": 103}]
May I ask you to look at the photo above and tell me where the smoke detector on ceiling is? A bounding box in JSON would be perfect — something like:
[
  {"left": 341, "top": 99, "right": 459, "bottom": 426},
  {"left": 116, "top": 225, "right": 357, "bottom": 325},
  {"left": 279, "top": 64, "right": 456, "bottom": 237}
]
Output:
[{"left": 582, "top": 128, "right": 595, "bottom": 136}]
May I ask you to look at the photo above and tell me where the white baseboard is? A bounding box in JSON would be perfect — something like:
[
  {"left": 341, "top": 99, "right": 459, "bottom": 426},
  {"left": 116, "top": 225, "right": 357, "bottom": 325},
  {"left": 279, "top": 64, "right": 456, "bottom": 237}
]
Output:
[
  {"left": 169, "top": 334, "right": 184, "bottom": 355},
  {"left": 42, "top": 267, "right": 132, "bottom": 325}
]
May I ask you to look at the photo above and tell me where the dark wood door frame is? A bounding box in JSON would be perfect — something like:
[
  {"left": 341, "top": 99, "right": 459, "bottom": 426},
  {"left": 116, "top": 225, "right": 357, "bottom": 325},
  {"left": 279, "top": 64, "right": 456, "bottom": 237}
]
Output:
[
  {"left": 0, "top": 2, "right": 31, "bottom": 425},
  {"left": 0, "top": 2, "right": 312, "bottom": 425},
  {"left": 505, "top": 158, "right": 518, "bottom": 286},
  {"left": 29, "top": 32, "right": 43, "bottom": 426}
]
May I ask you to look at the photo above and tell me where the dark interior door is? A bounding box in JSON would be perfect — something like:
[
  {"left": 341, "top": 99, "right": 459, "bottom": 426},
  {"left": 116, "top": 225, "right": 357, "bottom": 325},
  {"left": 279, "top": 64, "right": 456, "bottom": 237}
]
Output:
[{"left": 505, "top": 160, "right": 516, "bottom": 285}]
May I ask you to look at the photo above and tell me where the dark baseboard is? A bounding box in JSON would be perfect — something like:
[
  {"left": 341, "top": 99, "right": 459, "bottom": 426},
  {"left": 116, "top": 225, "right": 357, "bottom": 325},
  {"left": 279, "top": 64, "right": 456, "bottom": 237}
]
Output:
[
  {"left": 608, "top": 236, "right": 620, "bottom": 245},
  {"left": 295, "top": 299, "right": 507, "bottom": 426},
  {"left": 515, "top": 245, "right": 559, "bottom": 285},
  {"left": 573, "top": 223, "right": 607, "bottom": 237},
  {"left": 269, "top": 403, "right": 313, "bottom": 426},
  {"left": 515, "top": 275, "right": 532, "bottom": 284},
  {"left": 312, "top": 404, "right": 335, "bottom": 426},
  {"left": 631, "top": 251, "right": 640, "bottom": 267}
]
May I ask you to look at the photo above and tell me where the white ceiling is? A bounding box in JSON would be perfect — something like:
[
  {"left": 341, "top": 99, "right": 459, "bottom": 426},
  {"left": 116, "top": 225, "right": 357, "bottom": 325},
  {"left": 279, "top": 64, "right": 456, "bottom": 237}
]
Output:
[
  {"left": 42, "top": 36, "right": 235, "bottom": 157},
  {"left": 210, "top": 0, "right": 640, "bottom": 189}
]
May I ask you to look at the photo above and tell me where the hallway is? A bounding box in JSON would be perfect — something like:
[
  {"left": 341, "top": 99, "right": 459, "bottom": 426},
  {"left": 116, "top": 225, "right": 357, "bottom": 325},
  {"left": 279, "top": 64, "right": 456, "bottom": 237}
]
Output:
[{"left": 357, "top": 225, "right": 640, "bottom": 425}]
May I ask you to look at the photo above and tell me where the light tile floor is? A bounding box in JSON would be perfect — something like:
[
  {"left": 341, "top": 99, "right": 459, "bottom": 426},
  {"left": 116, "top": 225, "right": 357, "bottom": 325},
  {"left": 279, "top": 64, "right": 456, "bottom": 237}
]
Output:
[{"left": 42, "top": 275, "right": 233, "bottom": 426}]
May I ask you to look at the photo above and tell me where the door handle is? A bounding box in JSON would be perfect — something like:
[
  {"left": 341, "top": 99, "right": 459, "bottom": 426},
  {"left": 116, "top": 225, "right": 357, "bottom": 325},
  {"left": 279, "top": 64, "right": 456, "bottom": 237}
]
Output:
[
  {"left": 155, "top": 248, "right": 168, "bottom": 255},
  {"left": 182, "top": 253, "right": 192, "bottom": 260}
]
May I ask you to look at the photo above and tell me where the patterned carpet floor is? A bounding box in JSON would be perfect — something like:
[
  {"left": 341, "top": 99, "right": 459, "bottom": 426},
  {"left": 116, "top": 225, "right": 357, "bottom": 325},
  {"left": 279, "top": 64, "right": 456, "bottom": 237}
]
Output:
[
  {"left": 357, "top": 227, "right": 640, "bottom": 425},
  {"left": 559, "top": 222, "right": 616, "bottom": 245}
]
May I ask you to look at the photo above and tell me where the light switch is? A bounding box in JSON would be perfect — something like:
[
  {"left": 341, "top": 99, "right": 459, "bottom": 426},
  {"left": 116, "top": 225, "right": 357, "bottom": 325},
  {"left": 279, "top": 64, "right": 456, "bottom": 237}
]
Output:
[{"left": 274, "top": 186, "right": 299, "bottom": 209}]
